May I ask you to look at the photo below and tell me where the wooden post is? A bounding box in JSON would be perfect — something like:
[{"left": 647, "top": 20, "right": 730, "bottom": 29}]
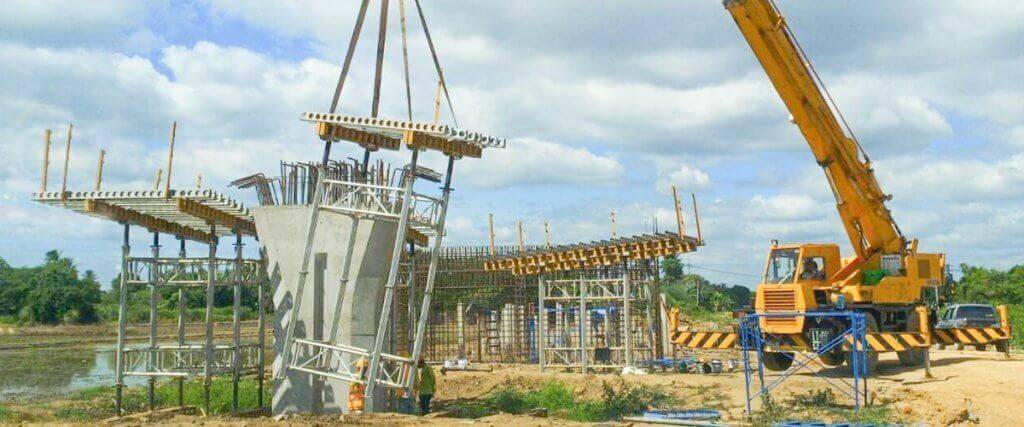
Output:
[
  {"left": 517, "top": 221, "right": 525, "bottom": 252},
  {"left": 433, "top": 79, "right": 443, "bottom": 123},
  {"left": 671, "top": 186, "right": 685, "bottom": 237},
  {"left": 488, "top": 213, "right": 496, "bottom": 256},
  {"left": 41, "top": 129, "right": 52, "bottom": 192},
  {"left": 60, "top": 124, "right": 73, "bottom": 202},
  {"left": 154, "top": 169, "right": 163, "bottom": 192},
  {"left": 164, "top": 121, "right": 177, "bottom": 198},
  {"left": 692, "top": 193, "right": 703, "bottom": 243},
  {"left": 94, "top": 149, "right": 105, "bottom": 191}
]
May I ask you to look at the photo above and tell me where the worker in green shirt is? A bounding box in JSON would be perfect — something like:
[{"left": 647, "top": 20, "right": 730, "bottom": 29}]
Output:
[{"left": 416, "top": 358, "right": 436, "bottom": 414}]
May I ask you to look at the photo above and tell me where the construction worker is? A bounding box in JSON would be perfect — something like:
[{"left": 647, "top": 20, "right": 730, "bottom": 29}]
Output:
[
  {"left": 416, "top": 358, "right": 436, "bottom": 414},
  {"left": 800, "top": 258, "right": 825, "bottom": 280}
]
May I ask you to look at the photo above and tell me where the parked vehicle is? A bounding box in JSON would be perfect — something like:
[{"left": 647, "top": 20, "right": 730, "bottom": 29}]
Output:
[{"left": 936, "top": 304, "right": 1004, "bottom": 351}]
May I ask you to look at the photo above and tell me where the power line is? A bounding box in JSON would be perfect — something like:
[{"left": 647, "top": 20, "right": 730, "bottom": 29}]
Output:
[{"left": 685, "top": 263, "right": 762, "bottom": 279}]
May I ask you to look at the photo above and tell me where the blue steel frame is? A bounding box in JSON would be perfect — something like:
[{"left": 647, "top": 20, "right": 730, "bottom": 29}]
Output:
[{"left": 739, "top": 311, "right": 869, "bottom": 414}]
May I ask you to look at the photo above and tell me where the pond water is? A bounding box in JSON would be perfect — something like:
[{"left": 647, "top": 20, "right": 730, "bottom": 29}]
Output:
[{"left": 0, "top": 345, "right": 147, "bottom": 401}]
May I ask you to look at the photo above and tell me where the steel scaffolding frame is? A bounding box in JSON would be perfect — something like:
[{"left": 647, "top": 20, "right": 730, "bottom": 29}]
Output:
[
  {"left": 538, "top": 270, "right": 657, "bottom": 372},
  {"left": 34, "top": 188, "right": 267, "bottom": 416},
  {"left": 113, "top": 227, "right": 268, "bottom": 415},
  {"left": 739, "top": 311, "right": 870, "bottom": 414}
]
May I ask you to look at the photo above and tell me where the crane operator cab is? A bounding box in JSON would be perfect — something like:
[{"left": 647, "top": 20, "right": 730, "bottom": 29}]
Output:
[{"left": 756, "top": 243, "right": 841, "bottom": 335}]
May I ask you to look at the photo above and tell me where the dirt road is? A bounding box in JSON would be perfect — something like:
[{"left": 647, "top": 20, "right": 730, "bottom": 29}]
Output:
[{"left": 430, "top": 349, "right": 1024, "bottom": 426}]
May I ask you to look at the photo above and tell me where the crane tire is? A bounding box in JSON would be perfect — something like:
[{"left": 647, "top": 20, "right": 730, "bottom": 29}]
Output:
[{"left": 762, "top": 352, "right": 794, "bottom": 371}]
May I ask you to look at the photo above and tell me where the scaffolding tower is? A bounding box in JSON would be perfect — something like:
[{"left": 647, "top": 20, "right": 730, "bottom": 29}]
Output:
[
  {"left": 538, "top": 273, "right": 657, "bottom": 372},
  {"left": 33, "top": 190, "right": 268, "bottom": 416}
]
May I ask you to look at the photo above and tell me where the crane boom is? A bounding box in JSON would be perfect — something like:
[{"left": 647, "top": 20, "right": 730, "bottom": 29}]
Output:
[{"left": 724, "top": 0, "right": 905, "bottom": 262}]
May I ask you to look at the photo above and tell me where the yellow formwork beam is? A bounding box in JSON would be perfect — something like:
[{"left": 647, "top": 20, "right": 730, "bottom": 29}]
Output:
[
  {"left": 485, "top": 233, "right": 698, "bottom": 276},
  {"left": 176, "top": 197, "right": 257, "bottom": 236},
  {"left": 84, "top": 199, "right": 214, "bottom": 243}
]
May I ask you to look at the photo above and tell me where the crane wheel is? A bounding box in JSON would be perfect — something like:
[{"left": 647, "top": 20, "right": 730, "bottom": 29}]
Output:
[
  {"left": 844, "top": 312, "right": 879, "bottom": 375},
  {"left": 995, "top": 340, "right": 1009, "bottom": 354},
  {"left": 761, "top": 352, "right": 794, "bottom": 371},
  {"left": 898, "top": 310, "right": 926, "bottom": 366},
  {"left": 819, "top": 351, "right": 845, "bottom": 367},
  {"left": 974, "top": 344, "right": 988, "bottom": 352}
]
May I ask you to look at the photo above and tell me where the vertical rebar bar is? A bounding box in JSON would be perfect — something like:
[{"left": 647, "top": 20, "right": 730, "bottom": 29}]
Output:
[{"left": 114, "top": 224, "right": 130, "bottom": 414}]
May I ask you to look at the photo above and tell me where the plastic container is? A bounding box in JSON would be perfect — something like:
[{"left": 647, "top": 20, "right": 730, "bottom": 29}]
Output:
[{"left": 863, "top": 269, "right": 887, "bottom": 285}]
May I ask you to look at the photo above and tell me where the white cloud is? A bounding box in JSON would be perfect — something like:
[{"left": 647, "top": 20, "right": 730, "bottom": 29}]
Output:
[
  {"left": 655, "top": 164, "right": 710, "bottom": 194},
  {"left": 3, "top": 1, "right": 1024, "bottom": 286},
  {"left": 459, "top": 138, "right": 623, "bottom": 189}
]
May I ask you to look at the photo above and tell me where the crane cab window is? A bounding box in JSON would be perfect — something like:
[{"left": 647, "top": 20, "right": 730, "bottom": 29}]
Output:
[
  {"left": 799, "top": 257, "right": 826, "bottom": 281},
  {"left": 766, "top": 249, "right": 799, "bottom": 284}
]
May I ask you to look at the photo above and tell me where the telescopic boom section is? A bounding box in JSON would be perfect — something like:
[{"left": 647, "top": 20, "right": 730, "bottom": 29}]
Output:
[{"left": 724, "top": 0, "right": 905, "bottom": 260}]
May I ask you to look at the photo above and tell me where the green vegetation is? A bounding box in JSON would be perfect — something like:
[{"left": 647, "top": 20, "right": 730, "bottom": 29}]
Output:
[
  {"left": 659, "top": 256, "right": 751, "bottom": 323},
  {"left": 749, "top": 389, "right": 899, "bottom": 427},
  {"left": 0, "top": 251, "right": 102, "bottom": 324},
  {"left": 0, "top": 251, "right": 266, "bottom": 326},
  {"left": 446, "top": 379, "right": 674, "bottom": 422},
  {"left": 0, "top": 377, "right": 268, "bottom": 423}
]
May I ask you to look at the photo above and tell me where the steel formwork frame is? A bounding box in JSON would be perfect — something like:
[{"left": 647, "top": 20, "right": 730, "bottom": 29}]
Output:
[
  {"left": 739, "top": 311, "right": 869, "bottom": 415},
  {"left": 112, "top": 225, "right": 268, "bottom": 416}
]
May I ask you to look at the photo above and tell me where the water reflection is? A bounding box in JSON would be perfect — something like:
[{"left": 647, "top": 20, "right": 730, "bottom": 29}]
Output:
[{"left": 0, "top": 346, "right": 145, "bottom": 401}]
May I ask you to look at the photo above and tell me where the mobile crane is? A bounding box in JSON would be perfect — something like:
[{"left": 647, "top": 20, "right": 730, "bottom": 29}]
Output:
[{"left": 722, "top": 0, "right": 947, "bottom": 370}]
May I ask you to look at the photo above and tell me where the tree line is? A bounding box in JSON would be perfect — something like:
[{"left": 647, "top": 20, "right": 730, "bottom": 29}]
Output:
[{"left": 0, "top": 251, "right": 263, "bottom": 325}]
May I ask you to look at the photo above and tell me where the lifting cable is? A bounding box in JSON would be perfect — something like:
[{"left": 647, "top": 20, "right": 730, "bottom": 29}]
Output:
[
  {"left": 398, "top": 0, "right": 414, "bottom": 121},
  {"left": 329, "top": 0, "right": 371, "bottom": 114},
  {"left": 414, "top": 0, "right": 459, "bottom": 127}
]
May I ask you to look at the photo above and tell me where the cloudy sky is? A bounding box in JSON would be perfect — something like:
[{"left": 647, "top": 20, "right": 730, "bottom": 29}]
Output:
[{"left": 1, "top": 1, "right": 1022, "bottom": 287}]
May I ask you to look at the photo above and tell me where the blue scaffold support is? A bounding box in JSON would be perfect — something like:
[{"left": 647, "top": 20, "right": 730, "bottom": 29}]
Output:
[{"left": 739, "top": 311, "right": 869, "bottom": 415}]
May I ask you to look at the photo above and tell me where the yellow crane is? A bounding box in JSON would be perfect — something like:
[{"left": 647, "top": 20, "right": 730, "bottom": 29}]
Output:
[{"left": 723, "top": 0, "right": 946, "bottom": 370}]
